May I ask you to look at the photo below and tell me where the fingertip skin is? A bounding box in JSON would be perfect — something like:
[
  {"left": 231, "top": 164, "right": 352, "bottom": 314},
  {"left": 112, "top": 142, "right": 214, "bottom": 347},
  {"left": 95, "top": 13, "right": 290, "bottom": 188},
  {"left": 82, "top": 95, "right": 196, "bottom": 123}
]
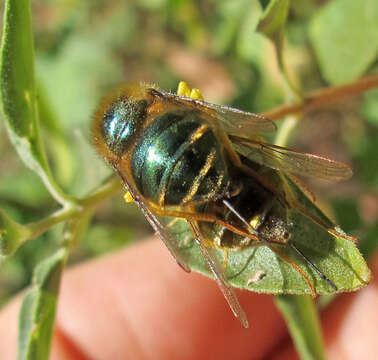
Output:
[
  {"left": 55, "top": 238, "right": 287, "bottom": 360},
  {"left": 0, "top": 296, "right": 19, "bottom": 360}
]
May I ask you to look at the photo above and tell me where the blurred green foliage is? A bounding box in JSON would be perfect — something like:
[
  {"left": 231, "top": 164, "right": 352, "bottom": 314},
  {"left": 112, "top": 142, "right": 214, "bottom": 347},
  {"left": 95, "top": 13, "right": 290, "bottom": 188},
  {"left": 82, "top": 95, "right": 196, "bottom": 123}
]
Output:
[{"left": 0, "top": 0, "right": 377, "bottom": 316}]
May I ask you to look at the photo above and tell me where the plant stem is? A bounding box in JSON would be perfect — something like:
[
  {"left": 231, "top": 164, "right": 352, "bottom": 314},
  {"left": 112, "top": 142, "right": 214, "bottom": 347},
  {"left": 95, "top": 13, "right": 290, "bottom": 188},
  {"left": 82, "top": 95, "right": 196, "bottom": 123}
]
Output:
[
  {"left": 262, "top": 73, "right": 378, "bottom": 121},
  {"left": 26, "top": 206, "right": 79, "bottom": 240},
  {"left": 78, "top": 176, "right": 122, "bottom": 208},
  {"left": 275, "top": 295, "right": 326, "bottom": 360},
  {"left": 274, "top": 115, "right": 299, "bottom": 147},
  {"left": 24, "top": 176, "right": 122, "bottom": 242}
]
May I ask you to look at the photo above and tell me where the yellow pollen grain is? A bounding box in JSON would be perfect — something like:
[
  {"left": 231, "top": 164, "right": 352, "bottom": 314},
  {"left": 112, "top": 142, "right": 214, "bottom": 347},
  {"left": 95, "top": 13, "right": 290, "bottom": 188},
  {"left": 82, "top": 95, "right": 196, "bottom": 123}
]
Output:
[
  {"left": 177, "top": 81, "right": 191, "bottom": 97},
  {"left": 190, "top": 88, "right": 204, "bottom": 100},
  {"left": 124, "top": 191, "right": 134, "bottom": 203},
  {"left": 249, "top": 216, "right": 260, "bottom": 229}
]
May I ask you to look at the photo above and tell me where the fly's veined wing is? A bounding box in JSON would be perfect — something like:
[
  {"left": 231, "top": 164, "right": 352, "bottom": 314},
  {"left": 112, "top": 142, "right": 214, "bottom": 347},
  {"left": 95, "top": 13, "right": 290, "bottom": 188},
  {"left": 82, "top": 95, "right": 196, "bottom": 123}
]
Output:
[
  {"left": 202, "top": 101, "right": 277, "bottom": 136},
  {"left": 231, "top": 136, "right": 353, "bottom": 182},
  {"left": 155, "top": 90, "right": 277, "bottom": 136},
  {"left": 115, "top": 166, "right": 191, "bottom": 273}
]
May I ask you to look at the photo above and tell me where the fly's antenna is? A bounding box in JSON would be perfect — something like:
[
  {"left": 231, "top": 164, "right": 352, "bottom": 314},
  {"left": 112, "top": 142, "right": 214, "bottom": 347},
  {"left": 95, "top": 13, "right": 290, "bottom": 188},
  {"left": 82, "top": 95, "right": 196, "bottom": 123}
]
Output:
[
  {"left": 222, "top": 199, "right": 338, "bottom": 291},
  {"left": 289, "top": 243, "right": 337, "bottom": 291}
]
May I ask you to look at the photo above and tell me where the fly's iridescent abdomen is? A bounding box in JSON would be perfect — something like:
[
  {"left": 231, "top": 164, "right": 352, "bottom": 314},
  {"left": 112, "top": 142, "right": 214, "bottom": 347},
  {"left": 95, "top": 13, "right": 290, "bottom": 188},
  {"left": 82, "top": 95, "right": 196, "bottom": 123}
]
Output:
[{"left": 131, "top": 111, "right": 231, "bottom": 206}]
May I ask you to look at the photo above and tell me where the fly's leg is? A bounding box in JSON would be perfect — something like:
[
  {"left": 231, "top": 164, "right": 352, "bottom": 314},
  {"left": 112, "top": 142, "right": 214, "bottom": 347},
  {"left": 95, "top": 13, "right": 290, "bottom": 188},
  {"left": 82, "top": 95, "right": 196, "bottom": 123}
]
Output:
[{"left": 150, "top": 206, "right": 261, "bottom": 243}]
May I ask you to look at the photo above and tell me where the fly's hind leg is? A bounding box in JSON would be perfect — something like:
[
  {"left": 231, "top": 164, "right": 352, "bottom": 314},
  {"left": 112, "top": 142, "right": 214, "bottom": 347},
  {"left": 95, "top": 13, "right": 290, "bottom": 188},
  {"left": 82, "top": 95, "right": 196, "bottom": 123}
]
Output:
[{"left": 150, "top": 206, "right": 264, "bottom": 243}]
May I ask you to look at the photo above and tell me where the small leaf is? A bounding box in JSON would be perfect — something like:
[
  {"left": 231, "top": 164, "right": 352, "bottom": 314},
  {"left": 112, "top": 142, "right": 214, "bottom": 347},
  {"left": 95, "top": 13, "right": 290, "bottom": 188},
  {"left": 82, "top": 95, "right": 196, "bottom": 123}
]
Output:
[
  {"left": 257, "top": 0, "right": 290, "bottom": 62},
  {"left": 256, "top": 0, "right": 300, "bottom": 96},
  {"left": 257, "top": 0, "right": 290, "bottom": 39},
  {"left": 0, "top": 209, "right": 31, "bottom": 258},
  {"left": 275, "top": 295, "right": 326, "bottom": 360},
  {"left": 17, "top": 249, "right": 67, "bottom": 360},
  {"left": 309, "top": 0, "right": 378, "bottom": 85},
  {"left": 169, "top": 176, "right": 371, "bottom": 295},
  {"left": 0, "top": 0, "right": 49, "bottom": 176}
]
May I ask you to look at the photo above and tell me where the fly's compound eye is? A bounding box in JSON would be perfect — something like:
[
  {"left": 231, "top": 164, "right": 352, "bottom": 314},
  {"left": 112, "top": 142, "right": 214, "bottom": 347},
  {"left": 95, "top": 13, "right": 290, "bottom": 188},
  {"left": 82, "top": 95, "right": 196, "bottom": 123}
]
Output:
[{"left": 101, "top": 98, "right": 147, "bottom": 157}]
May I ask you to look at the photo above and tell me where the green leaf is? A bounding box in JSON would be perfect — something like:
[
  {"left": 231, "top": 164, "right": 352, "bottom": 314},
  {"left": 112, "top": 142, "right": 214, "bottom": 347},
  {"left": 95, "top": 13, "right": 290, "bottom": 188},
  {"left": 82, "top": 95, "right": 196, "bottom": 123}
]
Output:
[
  {"left": 17, "top": 249, "right": 67, "bottom": 360},
  {"left": 0, "top": 0, "right": 49, "bottom": 176},
  {"left": 169, "top": 176, "right": 371, "bottom": 295},
  {"left": 309, "top": 0, "right": 378, "bottom": 85},
  {"left": 237, "top": 16, "right": 287, "bottom": 113},
  {"left": 275, "top": 295, "right": 325, "bottom": 360},
  {"left": 257, "top": 0, "right": 290, "bottom": 63},
  {"left": 256, "top": 0, "right": 300, "bottom": 97},
  {"left": 257, "top": 0, "right": 290, "bottom": 40},
  {"left": 0, "top": 0, "right": 73, "bottom": 206}
]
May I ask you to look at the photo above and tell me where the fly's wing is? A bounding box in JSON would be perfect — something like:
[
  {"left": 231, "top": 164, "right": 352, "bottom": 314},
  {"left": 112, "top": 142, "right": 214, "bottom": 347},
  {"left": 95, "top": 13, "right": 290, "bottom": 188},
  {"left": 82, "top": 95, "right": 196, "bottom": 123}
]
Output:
[
  {"left": 231, "top": 136, "right": 353, "bottom": 182},
  {"left": 115, "top": 167, "right": 190, "bottom": 273},
  {"left": 153, "top": 89, "right": 352, "bottom": 181},
  {"left": 189, "top": 221, "right": 249, "bottom": 328},
  {"left": 152, "top": 89, "right": 277, "bottom": 136}
]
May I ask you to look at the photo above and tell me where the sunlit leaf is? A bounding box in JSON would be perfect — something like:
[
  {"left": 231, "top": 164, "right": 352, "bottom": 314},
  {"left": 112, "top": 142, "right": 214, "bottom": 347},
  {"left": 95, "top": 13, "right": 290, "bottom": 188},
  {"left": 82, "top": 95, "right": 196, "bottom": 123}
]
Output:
[
  {"left": 257, "top": 0, "right": 290, "bottom": 68},
  {"left": 257, "top": 0, "right": 290, "bottom": 40}
]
